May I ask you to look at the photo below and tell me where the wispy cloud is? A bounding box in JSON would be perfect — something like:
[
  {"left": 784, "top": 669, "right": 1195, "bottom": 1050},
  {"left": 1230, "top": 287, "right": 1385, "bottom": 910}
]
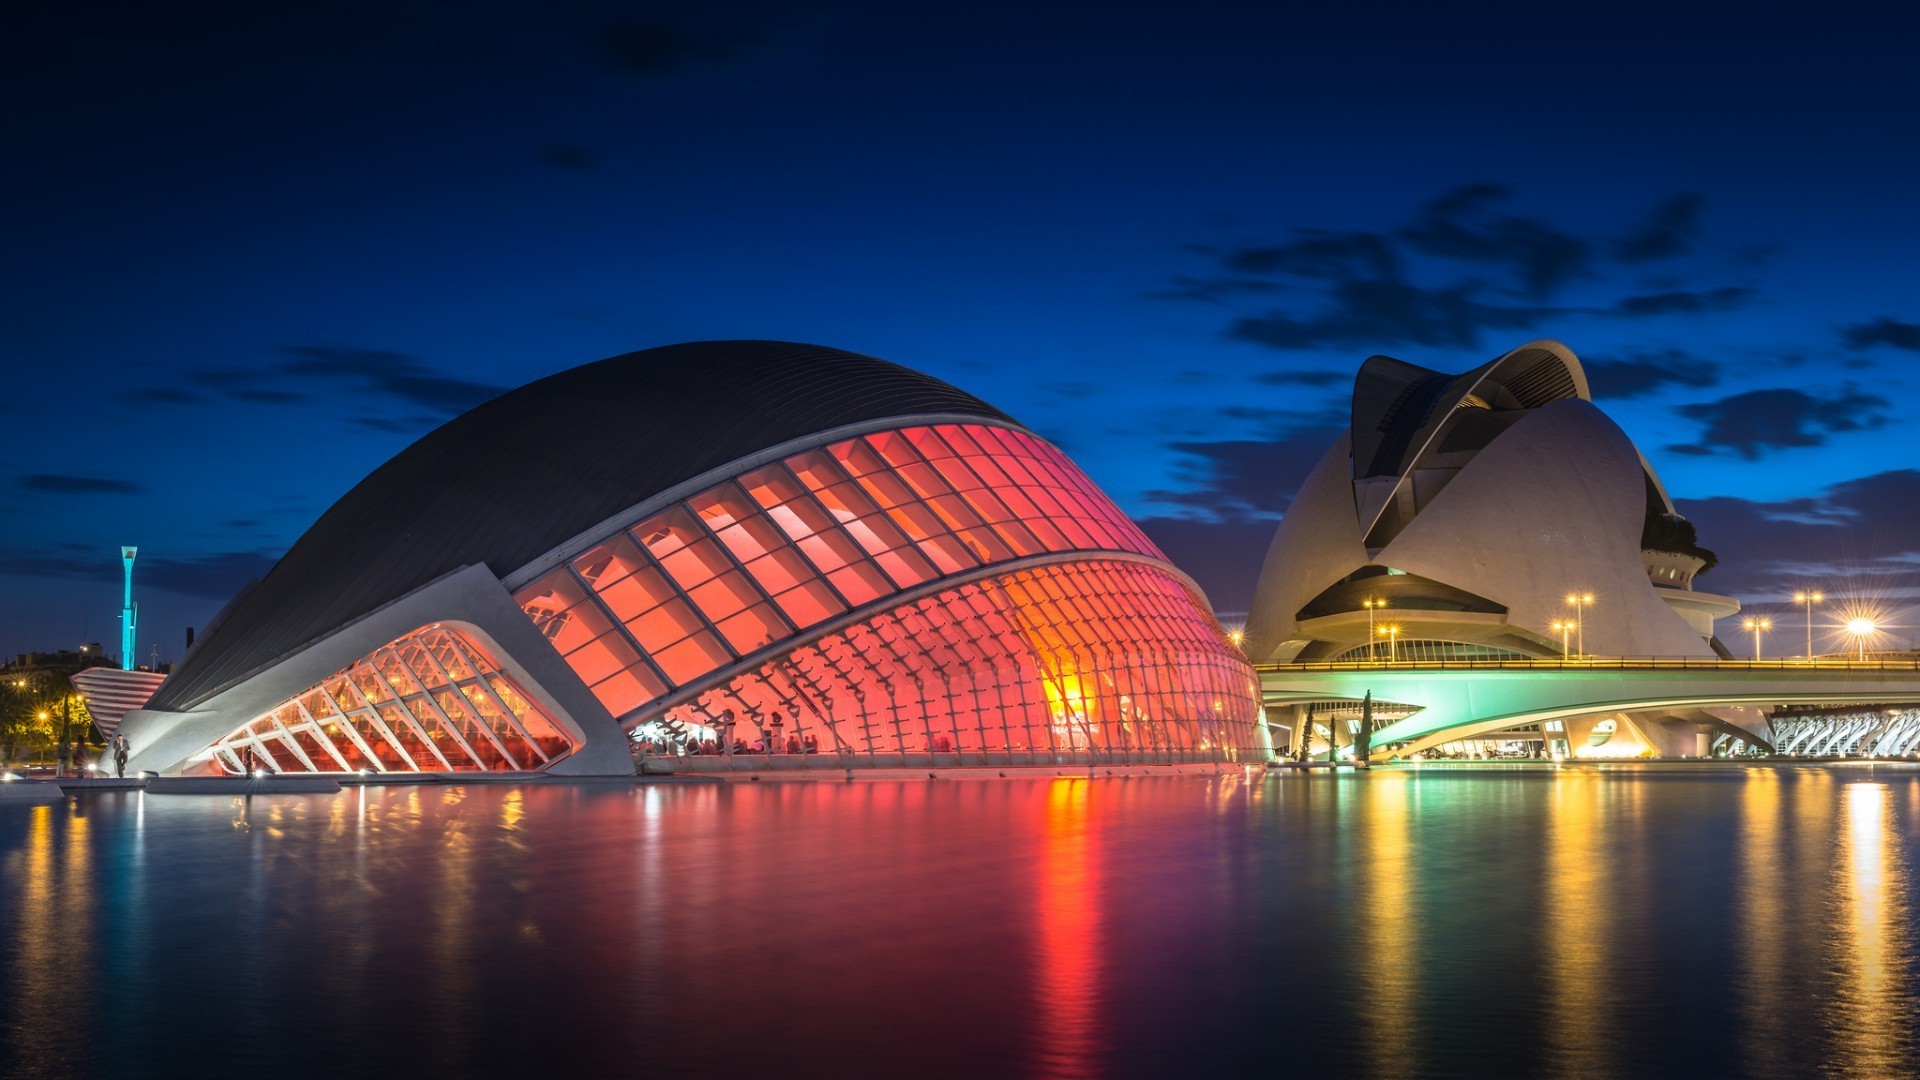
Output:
[{"left": 17, "top": 474, "right": 143, "bottom": 495}]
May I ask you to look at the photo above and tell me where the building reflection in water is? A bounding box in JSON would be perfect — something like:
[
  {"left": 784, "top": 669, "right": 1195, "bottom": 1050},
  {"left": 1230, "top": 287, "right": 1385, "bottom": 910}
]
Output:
[
  {"left": 3, "top": 803, "right": 94, "bottom": 1066},
  {"left": 1830, "top": 781, "right": 1916, "bottom": 1075},
  {"left": 1543, "top": 770, "right": 1610, "bottom": 1076},
  {"left": 1737, "top": 766, "right": 1792, "bottom": 1075},
  {"left": 1036, "top": 778, "right": 1099, "bottom": 1079}
]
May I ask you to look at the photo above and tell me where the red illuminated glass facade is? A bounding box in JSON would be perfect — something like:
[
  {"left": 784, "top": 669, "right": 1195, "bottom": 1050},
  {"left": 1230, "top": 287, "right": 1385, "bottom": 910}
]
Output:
[
  {"left": 660, "top": 559, "right": 1259, "bottom": 763},
  {"left": 209, "top": 627, "right": 576, "bottom": 774},
  {"left": 512, "top": 422, "right": 1261, "bottom": 764}
]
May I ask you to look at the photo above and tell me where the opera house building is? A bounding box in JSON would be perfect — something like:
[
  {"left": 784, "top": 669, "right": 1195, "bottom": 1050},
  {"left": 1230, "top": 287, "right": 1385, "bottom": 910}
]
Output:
[
  {"left": 102, "top": 342, "right": 1264, "bottom": 776},
  {"left": 1244, "top": 339, "right": 1763, "bottom": 758}
]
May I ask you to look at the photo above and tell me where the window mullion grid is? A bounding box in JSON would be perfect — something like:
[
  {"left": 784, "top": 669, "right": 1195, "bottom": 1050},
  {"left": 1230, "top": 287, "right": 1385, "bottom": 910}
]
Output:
[
  {"left": 693, "top": 481, "right": 800, "bottom": 640},
  {"left": 320, "top": 680, "right": 400, "bottom": 773},
  {"left": 771, "top": 459, "right": 899, "bottom": 613},
  {"left": 292, "top": 698, "right": 356, "bottom": 771},
  {"left": 370, "top": 648, "right": 453, "bottom": 770},
  {"left": 389, "top": 645, "right": 485, "bottom": 770},
  {"left": 441, "top": 634, "right": 554, "bottom": 760},
  {"left": 264, "top": 714, "right": 319, "bottom": 772},
  {"left": 410, "top": 639, "right": 523, "bottom": 769}
]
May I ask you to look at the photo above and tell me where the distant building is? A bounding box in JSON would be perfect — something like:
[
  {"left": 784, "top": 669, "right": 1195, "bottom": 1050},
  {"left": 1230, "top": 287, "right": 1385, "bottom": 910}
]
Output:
[
  {"left": 96, "top": 342, "right": 1262, "bottom": 776},
  {"left": 1243, "top": 339, "right": 1740, "bottom": 664}
]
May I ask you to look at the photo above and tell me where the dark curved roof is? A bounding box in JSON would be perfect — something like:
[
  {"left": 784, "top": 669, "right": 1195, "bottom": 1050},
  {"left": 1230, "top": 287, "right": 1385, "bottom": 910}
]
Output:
[{"left": 151, "top": 341, "right": 1015, "bottom": 711}]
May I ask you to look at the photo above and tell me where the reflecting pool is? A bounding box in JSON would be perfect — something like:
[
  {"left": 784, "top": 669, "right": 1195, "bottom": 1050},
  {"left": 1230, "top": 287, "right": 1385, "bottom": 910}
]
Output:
[{"left": 3, "top": 764, "right": 1919, "bottom": 1078}]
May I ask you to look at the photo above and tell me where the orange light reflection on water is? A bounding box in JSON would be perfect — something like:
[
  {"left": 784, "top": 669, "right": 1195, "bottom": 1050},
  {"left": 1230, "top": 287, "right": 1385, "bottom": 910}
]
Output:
[
  {"left": 1036, "top": 778, "right": 1099, "bottom": 1079},
  {"left": 1831, "top": 781, "right": 1916, "bottom": 1075}
]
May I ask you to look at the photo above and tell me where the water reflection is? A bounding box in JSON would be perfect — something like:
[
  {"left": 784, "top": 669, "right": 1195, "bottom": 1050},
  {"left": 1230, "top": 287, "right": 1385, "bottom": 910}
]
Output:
[
  {"left": 4, "top": 803, "right": 94, "bottom": 1071},
  {"left": 1543, "top": 770, "right": 1610, "bottom": 1076},
  {"left": 1036, "top": 778, "right": 1099, "bottom": 1078},
  {"left": 1354, "top": 771, "right": 1416, "bottom": 1077},
  {"left": 1738, "top": 767, "right": 1791, "bottom": 1075},
  {"left": 1830, "top": 781, "right": 1917, "bottom": 1075}
]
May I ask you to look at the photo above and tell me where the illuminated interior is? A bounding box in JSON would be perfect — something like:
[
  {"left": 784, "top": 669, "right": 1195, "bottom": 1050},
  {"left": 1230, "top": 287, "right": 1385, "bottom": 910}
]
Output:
[
  {"left": 208, "top": 626, "right": 576, "bottom": 774},
  {"left": 513, "top": 423, "right": 1169, "bottom": 720},
  {"left": 648, "top": 559, "right": 1259, "bottom": 762}
]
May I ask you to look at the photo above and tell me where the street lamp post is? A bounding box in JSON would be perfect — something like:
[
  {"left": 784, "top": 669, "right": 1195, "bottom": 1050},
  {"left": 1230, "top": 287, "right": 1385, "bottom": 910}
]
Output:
[
  {"left": 1382, "top": 624, "right": 1402, "bottom": 664},
  {"left": 1744, "top": 617, "right": 1771, "bottom": 661},
  {"left": 1552, "top": 620, "right": 1572, "bottom": 657},
  {"left": 1565, "top": 593, "right": 1593, "bottom": 657},
  {"left": 1363, "top": 598, "right": 1382, "bottom": 662},
  {"left": 1793, "top": 591, "right": 1823, "bottom": 658}
]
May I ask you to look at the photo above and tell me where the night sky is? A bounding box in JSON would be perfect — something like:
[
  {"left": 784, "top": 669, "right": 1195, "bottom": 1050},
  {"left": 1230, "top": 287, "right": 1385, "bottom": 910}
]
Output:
[{"left": 6, "top": 1, "right": 1920, "bottom": 663}]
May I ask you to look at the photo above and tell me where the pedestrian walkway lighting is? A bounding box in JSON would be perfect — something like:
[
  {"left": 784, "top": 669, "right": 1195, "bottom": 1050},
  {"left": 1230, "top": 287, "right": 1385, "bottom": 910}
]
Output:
[
  {"left": 1847, "top": 618, "right": 1877, "bottom": 661},
  {"left": 1744, "top": 616, "right": 1771, "bottom": 660},
  {"left": 1794, "top": 591, "right": 1823, "bottom": 658},
  {"left": 1363, "top": 597, "right": 1383, "bottom": 661},
  {"left": 1378, "top": 623, "right": 1402, "bottom": 663}
]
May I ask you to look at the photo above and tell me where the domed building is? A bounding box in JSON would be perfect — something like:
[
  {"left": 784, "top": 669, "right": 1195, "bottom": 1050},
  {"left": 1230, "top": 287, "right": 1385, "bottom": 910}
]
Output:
[
  {"left": 1244, "top": 339, "right": 1738, "bottom": 666},
  {"left": 105, "top": 342, "right": 1263, "bottom": 776}
]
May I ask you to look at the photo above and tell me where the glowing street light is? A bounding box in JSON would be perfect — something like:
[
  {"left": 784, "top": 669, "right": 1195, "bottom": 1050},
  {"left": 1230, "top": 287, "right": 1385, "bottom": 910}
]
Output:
[
  {"left": 1847, "top": 618, "right": 1877, "bottom": 662},
  {"left": 1363, "top": 597, "right": 1384, "bottom": 661},
  {"left": 1378, "top": 624, "right": 1402, "bottom": 663},
  {"left": 1793, "top": 591, "right": 1823, "bottom": 658},
  {"left": 1551, "top": 620, "right": 1573, "bottom": 657},
  {"left": 1565, "top": 593, "right": 1594, "bottom": 657},
  {"left": 1743, "top": 617, "right": 1771, "bottom": 660}
]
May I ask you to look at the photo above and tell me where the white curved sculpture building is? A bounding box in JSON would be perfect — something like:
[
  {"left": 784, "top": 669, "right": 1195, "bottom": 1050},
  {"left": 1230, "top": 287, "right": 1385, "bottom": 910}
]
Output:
[{"left": 1246, "top": 340, "right": 1755, "bottom": 757}]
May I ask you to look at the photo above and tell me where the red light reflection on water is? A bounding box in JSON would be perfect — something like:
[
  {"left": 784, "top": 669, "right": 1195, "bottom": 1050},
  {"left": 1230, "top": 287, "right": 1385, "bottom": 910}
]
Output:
[{"left": 1036, "top": 778, "right": 1100, "bottom": 1078}]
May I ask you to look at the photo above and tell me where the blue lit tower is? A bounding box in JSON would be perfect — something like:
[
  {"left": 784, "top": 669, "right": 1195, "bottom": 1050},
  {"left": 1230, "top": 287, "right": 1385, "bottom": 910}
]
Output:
[{"left": 121, "top": 546, "right": 138, "bottom": 671}]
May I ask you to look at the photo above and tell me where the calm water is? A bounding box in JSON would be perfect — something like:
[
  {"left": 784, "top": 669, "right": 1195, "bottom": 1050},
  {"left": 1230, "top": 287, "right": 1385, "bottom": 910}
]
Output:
[{"left": 3, "top": 765, "right": 1918, "bottom": 1079}]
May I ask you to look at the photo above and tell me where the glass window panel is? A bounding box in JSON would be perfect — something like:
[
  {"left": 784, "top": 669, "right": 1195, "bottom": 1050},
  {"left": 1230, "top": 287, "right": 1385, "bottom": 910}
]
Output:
[
  {"left": 853, "top": 469, "right": 916, "bottom": 509},
  {"left": 865, "top": 430, "right": 923, "bottom": 468},
  {"left": 958, "top": 527, "right": 1016, "bottom": 563},
  {"left": 907, "top": 427, "right": 956, "bottom": 458},
  {"left": 687, "top": 571, "right": 761, "bottom": 622},
  {"left": 932, "top": 455, "right": 985, "bottom": 493},
  {"left": 765, "top": 493, "right": 837, "bottom": 541},
  {"left": 714, "top": 515, "right": 786, "bottom": 565},
  {"left": 739, "top": 464, "right": 808, "bottom": 507},
  {"left": 1023, "top": 515, "right": 1071, "bottom": 550},
  {"left": 919, "top": 533, "right": 977, "bottom": 575},
  {"left": 842, "top": 511, "right": 912, "bottom": 557},
  {"left": 897, "top": 461, "right": 949, "bottom": 499},
  {"left": 828, "top": 439, "right": 889, "bottom": 479},
  {"left": 797, "top": 528, "right": 864, "bottom": 574},
  {"left": 571, "top": 534, "right": 646, "bottom": 588},
  {"left": 988, "top": 519, "right": 1045, "bottom": 557},
  {"left": 517, "top": 571, "right": 610, "bottom": 652},
  {"left": 565, "top": 629, "right": 642, "bottom": 686},
  {"left": 937, "top": 424, "right": 986, "bottom": 455},
  {"left": 594, "top": 564, "right": 677, "bottom": 623},
  {"left": 659, "top": 538, "right": 731, "bottom": 590},
  {"left": 812, "top": 479, "right": 883, "bottom": 521},
  {"left": 626, "top": 598, "right": 706, "bottom": 653},
  {"left": 690, "top": 484, "right": 759, "bottom": 532},
  {"left": 714, "top": 603, "right": 789, "bottom": 655},
  {"left": 828, "top": 561, "right": 892, "bottom": 607},
  {"left": 873, "top": 547, "right": 936, "bottom": 589},
  {"left": 928, "top": 493, "right": 986, "bottom": 532},
  {"left": 887, "top": 501, "right": 946, "bottom": 541},
  {"left": 774, "top": 579, "right": 846, "bottom": 628},
  {"left": 743, "top": 546, "right": 815, "bottom": 595},
  {"left": 591, "top": 666, "right": 664, "bottom": 717},
  {"left": 633, "top": 506, "right": 703, "bottom": 559},
  {"left": 653, "top": 631, "right": 732, "bottom": 684},
  {"left": 786, "top": 449, "right": 849, "bottom": 490}
]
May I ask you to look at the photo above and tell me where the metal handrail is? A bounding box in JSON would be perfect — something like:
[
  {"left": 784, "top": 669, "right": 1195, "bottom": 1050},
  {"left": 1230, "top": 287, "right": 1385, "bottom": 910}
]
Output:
[{"left": 1254, "top": 656, "right": 1920, "bottom": 674}]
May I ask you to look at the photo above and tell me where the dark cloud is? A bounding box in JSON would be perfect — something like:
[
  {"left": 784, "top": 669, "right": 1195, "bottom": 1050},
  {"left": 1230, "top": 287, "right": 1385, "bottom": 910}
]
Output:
[
  {"left": 1680, "top": 470, "right": 1920, "bottom": 613},
  {"left": 1252, "top": 369, "right": 1349, "bottom": 388},
  {"left": 1144, "top": 422, "right": 1345, "bottom": 521},
  {"left": 151, "top": 346, "right": 506, "bottom": 417},
  {"left": 1582, "top": 349, "right": 1719, "bottom": 399},
  {"left": 1842, "top": 317, "right": 1920, "bottom": 352},
  {"left": 596, "top": 20, "right": 761, "bottom": 77},
  {"left": 1616, "top": 193, "right": 1706, "bottom": 263},
  {"left": 1166, "top": 187, "right": 1765, "bottom": 355},
  {"left": 17, "top": 474, "right": 143, "bottom": 494},
  {"left": 1610, "top": 286, "right": 1755, "bottom": 317},
  {"left": 1230, "top": 281, "right": 1562, "bottom": 351},
  {"left": 1672, "top": 386, "right": 1890, "bottom": 459},
  {"left": 0, "top": 546, "right": 276, "bottom": 600},
  {"left": 1398, "top": 185, "right": 1591, "bottom": 298},
  {"left": 535, "top": 142, "right": 600, "bottom": 172},
  {"left": 1133, "top": 515, "right": 1277, "bottom": 613}
]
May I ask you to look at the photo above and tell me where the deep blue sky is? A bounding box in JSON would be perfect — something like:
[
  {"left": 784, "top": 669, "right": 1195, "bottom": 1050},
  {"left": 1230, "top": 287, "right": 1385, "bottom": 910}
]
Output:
[{"left": 5, "top": 1, "right": 1920, "bottom": 662}]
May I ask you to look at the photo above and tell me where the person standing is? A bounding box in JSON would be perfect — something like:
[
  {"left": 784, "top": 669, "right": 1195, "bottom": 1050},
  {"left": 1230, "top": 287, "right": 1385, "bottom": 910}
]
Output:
[{"left": 114, "top": 734, "right": 130, "bottom": 778}]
